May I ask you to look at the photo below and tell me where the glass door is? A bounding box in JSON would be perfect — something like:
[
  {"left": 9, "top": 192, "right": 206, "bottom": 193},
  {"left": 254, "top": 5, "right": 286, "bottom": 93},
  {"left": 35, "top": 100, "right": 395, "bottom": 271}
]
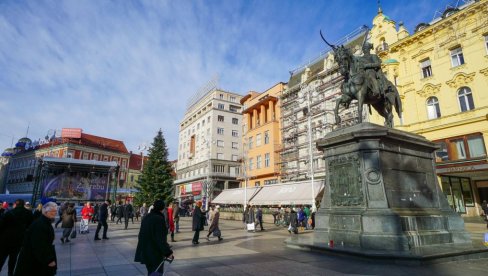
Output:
[{"left": 450, "top": 178, "right": 466, "bottom": 213}]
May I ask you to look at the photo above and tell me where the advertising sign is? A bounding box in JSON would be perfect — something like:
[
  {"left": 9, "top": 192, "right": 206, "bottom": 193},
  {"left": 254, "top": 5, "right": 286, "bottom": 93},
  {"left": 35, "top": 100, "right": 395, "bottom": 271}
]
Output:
[{"left": 42, "top": 172, "right": 110, "bottom": 201}]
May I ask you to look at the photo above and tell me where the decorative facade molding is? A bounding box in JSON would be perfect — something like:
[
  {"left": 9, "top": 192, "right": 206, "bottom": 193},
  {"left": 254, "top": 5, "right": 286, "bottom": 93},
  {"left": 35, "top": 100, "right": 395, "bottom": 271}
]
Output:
[
  {"left": 480, "top": 67, "right": 488, "bottom": 77},
  {"left": 445, "top": 72, "right": 476, "bottom": 88},
  {"left": 411, "top": 47, "right": 434, "bottom": 59},
  {"left": 416, "top": 83, "right": 442, "bottom": 98}
]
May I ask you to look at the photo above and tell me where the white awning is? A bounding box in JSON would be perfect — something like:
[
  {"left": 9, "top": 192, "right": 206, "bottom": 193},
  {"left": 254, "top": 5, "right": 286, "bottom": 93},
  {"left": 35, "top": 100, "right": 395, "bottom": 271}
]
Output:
[
  {"left": 249, "top": 181, "right": 324, "bottom": 206},
  {"left": 212, "top": 187, "right": 261, "bottom": 205}
]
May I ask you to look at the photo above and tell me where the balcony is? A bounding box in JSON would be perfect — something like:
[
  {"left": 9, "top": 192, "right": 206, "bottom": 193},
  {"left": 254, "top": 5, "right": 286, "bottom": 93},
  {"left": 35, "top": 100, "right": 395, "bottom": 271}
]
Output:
[{"left": 375, "top": 42, "right": 389, "bottom": 55}]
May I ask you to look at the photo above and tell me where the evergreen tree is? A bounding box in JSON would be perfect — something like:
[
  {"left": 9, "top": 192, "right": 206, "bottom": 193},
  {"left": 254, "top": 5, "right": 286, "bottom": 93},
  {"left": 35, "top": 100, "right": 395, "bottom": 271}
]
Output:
[{"left": 134, "top": 129, "right": 174, "bottom": 206}]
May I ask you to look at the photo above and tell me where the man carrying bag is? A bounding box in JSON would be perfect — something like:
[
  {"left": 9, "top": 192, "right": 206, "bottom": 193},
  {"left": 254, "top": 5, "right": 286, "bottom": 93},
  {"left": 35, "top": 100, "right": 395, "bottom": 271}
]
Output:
[{"left": 135, "top": 199, "right": 174, "bottom": 275}]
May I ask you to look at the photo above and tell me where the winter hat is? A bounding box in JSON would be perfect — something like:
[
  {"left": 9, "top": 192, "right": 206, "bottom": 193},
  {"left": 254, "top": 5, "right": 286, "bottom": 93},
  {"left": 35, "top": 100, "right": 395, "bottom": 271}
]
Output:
[
  {"left": 153, "top": 200, "right": 166, "bottom": 212},
  {"left": 1, "top": 202, "right": 7, "bottom": 209}
]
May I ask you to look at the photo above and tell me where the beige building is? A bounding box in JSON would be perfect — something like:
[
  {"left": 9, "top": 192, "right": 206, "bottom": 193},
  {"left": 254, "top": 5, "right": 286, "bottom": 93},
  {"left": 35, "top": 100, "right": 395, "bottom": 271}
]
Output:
[
  {"left": 240, "top": 82, "right": 285, "bottom": 187},
  {"left": 175, "top": 84, "right": 243, "bottom": 203},
  {"left": 368, "top": 0, "right": 488, "bottom": 216}
]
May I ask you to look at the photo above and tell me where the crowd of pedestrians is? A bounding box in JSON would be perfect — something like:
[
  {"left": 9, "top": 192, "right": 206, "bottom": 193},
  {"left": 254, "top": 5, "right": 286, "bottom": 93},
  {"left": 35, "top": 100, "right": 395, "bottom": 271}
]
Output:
[{"left": 0, "top": 195, "right": 320, "bottom": 276}]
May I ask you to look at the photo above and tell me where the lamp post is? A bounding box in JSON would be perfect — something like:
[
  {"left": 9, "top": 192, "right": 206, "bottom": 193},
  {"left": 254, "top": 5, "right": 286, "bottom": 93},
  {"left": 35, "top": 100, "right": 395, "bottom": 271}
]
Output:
[
  {"left": 300, "top": 83, "right": 318, "bottom": 211},
  {"left": 203, "top": 139, "right": 214, "bottom": 211}
]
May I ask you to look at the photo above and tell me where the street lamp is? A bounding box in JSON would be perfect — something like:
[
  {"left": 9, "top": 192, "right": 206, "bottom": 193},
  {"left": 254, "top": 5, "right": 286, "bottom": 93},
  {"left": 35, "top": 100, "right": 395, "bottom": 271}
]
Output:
[
  {"left": 202, "top": 139, "right": 215, "bottom": 211},
  {"left": 299, "top": 83, "right": 318, "bottom": 211}
]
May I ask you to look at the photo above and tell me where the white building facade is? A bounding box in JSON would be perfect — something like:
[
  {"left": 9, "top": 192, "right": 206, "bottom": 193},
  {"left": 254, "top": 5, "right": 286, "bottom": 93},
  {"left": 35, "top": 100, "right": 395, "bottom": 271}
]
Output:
[{"left": 175, "top": 87, "right": 243, "bottom": 203}]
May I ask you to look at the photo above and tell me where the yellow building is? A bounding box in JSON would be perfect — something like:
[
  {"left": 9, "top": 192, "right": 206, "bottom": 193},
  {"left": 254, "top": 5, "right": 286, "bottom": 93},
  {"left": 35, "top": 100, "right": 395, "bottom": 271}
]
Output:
[
  {"left": 240, "top": 83, "right": 285, "bottom": 187},
  {"left": 369, "top": 1, "right": 488, "bottom": 216}
]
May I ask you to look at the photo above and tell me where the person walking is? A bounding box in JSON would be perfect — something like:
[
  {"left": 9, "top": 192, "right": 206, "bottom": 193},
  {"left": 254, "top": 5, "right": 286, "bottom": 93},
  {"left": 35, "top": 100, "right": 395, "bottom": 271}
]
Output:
[
  {"left": 247, "top": 205, "right": 256, "bottom": 232},
  {"left": 94, "top": 199, "right": 111, "bottom": 241},
  {"left": 167, "top": 203, "right": 175, "bottom": 242},
  {"left": 124, "top": 201, "right": 134, "bottom": 230},
  {"left": 0, "top": 199, "right": 33, "bottom": 276},
  {"left": 206, "top": 205, "right": 223, "bottom": 241},
  {"left": 110, "top": 203, "right": 117, "bottom": 222},
  {"left": 54, "top": 202, "right": 67, "bottom": 228},
  {"left": 14, "top": 201, "right": 58, "bottom": 276},
  {"left": 288, "top": 208, "right": 298, "bottom": 234},
  {"left": 208, "top": 205, "right": 215, "bottom": 226},
  {"left": 92, "top": 203, "right": 100, "bottom": 223},
  {"left": 81, "top": 202, "right": 94, "bottom": 234},
  {"left": 139, "top": 203, "right": 148, "bottom": 221},
  {"left": 256, "top": 207, "right": 265, "bottom": 231},
  {"left": 304, "top": 206, "right": 311, "bottom": 230},
  {"left": 33, "top": 203, "right": 43, "bottom": 220},
  {"left": 134, "top": 199, "right": 173, "bottom": 275},
  {"left": 60, "top": 203, "right": 76, "bottom": 244},
  {"left": 191, "top": 201, "right": 206, "bottom": 245},
  {"left": 116, "top": 201, "right": 124, "bottom": 224},
  {"left": 173, "top": 202, "right": 180, "bottom": 233}
]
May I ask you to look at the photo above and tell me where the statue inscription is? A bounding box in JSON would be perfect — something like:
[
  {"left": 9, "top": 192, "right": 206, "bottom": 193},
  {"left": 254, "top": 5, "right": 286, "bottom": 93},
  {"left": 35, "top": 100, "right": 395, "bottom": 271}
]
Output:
[{"left": 329, "top": 154, "right": 364, "bottom": 206}]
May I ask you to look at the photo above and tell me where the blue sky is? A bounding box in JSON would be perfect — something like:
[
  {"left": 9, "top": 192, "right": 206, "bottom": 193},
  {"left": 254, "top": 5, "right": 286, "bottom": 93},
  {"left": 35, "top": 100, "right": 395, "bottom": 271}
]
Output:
[{"left": 0, "top": 0, "right": 455, "bottom": 159}]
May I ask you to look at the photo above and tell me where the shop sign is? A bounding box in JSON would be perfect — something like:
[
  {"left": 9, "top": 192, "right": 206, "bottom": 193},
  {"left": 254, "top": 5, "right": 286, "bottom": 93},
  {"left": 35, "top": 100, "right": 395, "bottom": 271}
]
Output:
[
  {"left": 192, "top": 181, "right": 202, "bottom": 191},
  {"left": 436, "top": 163, "right": 488, "bottom": 174}
]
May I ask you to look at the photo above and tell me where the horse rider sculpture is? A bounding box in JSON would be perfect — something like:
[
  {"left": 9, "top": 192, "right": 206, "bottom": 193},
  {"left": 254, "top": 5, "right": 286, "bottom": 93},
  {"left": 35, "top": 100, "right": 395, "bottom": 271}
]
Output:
[{"left": 320, "top": 30, "right": 402, "bottom": 128}]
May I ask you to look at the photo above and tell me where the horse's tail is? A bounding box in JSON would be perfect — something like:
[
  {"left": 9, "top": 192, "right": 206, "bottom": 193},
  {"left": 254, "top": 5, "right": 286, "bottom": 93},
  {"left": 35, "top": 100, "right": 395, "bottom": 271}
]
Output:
[{"left": 394, "top": 90, "right": 402, "bottom": 119}]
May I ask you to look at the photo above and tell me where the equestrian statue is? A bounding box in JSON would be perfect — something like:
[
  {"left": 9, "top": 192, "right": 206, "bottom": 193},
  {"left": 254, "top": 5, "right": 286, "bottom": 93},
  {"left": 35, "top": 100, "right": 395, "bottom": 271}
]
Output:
[{"left": 320, "top": 30, "right": 402, "bottom": 128}]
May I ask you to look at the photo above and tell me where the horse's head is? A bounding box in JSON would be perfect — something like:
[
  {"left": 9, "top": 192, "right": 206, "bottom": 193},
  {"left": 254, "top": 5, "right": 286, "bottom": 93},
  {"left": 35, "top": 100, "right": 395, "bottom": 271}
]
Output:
[{"left": 333, "top": 46, "right": 351, "bottom": 77}]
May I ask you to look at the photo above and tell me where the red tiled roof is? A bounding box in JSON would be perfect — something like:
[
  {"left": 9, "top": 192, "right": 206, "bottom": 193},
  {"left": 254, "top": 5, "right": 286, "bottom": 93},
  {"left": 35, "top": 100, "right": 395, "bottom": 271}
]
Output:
[
  {"left": 129, "top": 153, "right": 148, "bottom": 170},
  {"left": 38, "top": 133, "right": 129, "bottom": 154}
]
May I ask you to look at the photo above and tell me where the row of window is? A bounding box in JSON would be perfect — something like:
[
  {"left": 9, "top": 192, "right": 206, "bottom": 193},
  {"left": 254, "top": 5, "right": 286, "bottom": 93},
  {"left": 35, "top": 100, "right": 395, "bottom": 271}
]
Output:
[
  {"left": 179, "top": 165, "right": 241, "bottom": 179},
  {"left": 435, "top": 134, "right": 486, "bottom": 162},
  {"left": 248, "top": 131, "right": 270, "bottom": 149},
  {"left": 253, "top": 179, "right": 278, "bottom": 187},
  {"left": 218, "top": 93, "right": 238, "bottom": 103},
  {"left": 217, "top": 115, "right": 239, "bottom": 125},
  {"left": 426, "top": 86, "right": 475, "bottom": 119},
  {"left": 217, "top": 128, "right": 239, "bottom": 137},
  {"left": 217, "top": 103, "right": 241, "bottom": 112},
  {"left": 248, "top": 153, "right": 271, "bottom": 170},
  {"left": 420, "top": 35, "right": 488, "bottom": 79}
]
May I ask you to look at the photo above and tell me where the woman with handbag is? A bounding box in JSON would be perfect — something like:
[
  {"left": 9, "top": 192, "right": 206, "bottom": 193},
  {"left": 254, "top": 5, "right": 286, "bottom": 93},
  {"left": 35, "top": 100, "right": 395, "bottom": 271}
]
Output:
[
  {"left": 60, "top": 203, "right": 77, "bottom": 243},
  {"left": 206, "top": 205, "right": 223, "bottom": 241}
]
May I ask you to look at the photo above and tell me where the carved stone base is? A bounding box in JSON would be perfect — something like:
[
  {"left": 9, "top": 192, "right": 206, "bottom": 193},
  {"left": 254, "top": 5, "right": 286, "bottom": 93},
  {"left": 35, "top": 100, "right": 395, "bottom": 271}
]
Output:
[{"left": 314, "top": 123, "right": 471, "bottom": 252}]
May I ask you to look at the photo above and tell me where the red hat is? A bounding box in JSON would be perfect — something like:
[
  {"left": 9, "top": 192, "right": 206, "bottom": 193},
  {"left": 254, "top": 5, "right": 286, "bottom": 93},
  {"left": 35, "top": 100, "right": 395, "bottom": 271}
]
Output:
[{"left": 2, "top": 202, "right": 8, "bottom": 209}]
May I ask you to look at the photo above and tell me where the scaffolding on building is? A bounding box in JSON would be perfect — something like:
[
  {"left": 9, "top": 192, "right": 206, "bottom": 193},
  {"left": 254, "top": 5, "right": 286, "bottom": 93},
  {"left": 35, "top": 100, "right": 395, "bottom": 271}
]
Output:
[{"left": 279, "top": 26, "right": 368, "bottom": 183}]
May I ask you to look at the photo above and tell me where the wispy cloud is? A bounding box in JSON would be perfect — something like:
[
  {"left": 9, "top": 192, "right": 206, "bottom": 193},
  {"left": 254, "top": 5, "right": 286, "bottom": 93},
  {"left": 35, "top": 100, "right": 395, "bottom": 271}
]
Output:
[{"left": 0, "top": 0, "right": 448, "bottom": 159}]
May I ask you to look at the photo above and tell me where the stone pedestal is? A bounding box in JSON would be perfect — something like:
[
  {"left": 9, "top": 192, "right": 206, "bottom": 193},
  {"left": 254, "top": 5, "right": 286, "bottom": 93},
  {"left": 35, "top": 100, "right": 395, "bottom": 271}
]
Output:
[{"left": 314, "top": 123, "right": 471, "bottom": 251}]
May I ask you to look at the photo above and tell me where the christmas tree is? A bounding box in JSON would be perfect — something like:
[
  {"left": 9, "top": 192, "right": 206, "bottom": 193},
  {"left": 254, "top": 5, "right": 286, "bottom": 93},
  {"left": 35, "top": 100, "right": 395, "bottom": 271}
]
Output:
[{"left": 134, "top": 129, "right": 174, "bottom": 206}]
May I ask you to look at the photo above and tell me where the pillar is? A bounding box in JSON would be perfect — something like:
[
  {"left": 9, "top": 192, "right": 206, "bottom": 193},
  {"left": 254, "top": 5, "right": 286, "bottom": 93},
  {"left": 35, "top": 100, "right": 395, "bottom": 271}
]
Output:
[{"left": 260, "top": 105, "right": 266, "bottom": 125}]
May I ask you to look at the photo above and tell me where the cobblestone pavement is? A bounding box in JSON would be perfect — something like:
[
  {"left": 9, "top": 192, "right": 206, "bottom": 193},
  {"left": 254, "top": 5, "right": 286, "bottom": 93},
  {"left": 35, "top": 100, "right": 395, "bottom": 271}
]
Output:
[{"left": 1, "top": 218, "right": 487, "bottom": 276}]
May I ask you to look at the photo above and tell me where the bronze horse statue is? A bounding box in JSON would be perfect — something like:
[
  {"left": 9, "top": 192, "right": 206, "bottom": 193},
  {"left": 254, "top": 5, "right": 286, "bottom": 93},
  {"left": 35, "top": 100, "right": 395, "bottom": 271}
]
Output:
[{"left": 320, "top": 31, "right": 402, "bottom": 127}]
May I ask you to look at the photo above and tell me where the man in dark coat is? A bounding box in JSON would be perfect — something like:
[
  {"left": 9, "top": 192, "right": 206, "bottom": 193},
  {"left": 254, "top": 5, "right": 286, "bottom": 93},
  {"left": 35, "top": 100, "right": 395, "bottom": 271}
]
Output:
[
  {"left": 94, "top": 199, "right": 111, "bottom": 240},
  {"left": 115, "top": 201, "right": 124, "bottom": 224},
  {"left": 0, "top": 199, "right": 34, "bottom": 276},
  {"left": 123, "top": 201, "right": 133, "bottom": 230},
  {"left": 191, "top": 201, "right": 206, "bottom": 245},
  {"left": 14, "top": 201, "right": 58, "bottom": 276},
  {"left": 134, "top": 199, "right": 173, "bottom": 275}
]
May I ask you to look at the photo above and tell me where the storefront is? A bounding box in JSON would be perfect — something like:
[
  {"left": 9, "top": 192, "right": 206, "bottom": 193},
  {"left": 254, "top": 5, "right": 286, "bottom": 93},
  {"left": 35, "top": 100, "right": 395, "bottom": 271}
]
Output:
[{"left": 437, "top": 163, "right": 488, "bottom": 217}]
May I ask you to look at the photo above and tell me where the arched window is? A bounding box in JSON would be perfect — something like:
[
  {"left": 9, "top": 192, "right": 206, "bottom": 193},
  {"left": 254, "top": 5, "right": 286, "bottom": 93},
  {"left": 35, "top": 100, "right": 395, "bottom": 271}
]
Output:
[
  {"left": 458, "top": 87, "right": 474, "bottom": 112},
  {"left": 426, "top": 96, "right": 441, "bottom": 119}
]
